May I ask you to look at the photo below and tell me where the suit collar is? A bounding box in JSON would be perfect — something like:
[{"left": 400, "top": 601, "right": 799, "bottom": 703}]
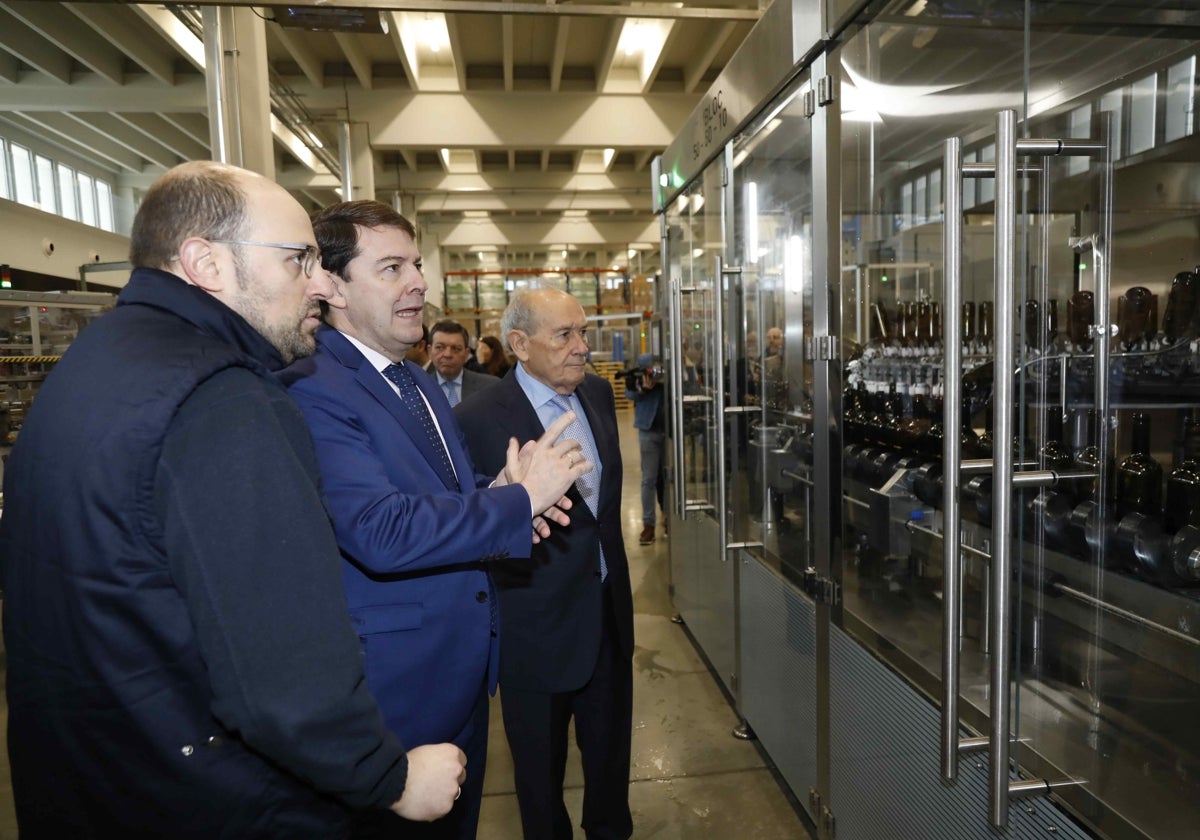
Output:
[
  {"left": 433, "top": 370, "right": 464, "bottom": 387},
  {"left": 316, "top": 324, "right": 462, "bottom": 491}
]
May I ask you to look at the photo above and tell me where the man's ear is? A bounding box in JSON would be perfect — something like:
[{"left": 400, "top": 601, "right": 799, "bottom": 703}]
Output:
[
  {"left": 507, "top": 329, "right": 530, "bottom": 362},
  {"left": 175, "top": 237, "right": 226, "bottom": 293}
]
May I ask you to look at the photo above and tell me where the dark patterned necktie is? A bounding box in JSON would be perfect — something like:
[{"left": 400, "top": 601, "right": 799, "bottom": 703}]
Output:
[
  {"left": 383, "top": 362, "right": 459, "bottom": 491},
  {"left": 550, "top": 394, "right": 606, "bottom": 580}
]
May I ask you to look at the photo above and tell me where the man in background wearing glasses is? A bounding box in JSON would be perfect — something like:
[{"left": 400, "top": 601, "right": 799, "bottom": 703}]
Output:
[
  {"left": 456, "top": 288, "right": 635, "bottom": 840},
  {"left": 0, "top": 161, "right": 466, "bottom": 837}
]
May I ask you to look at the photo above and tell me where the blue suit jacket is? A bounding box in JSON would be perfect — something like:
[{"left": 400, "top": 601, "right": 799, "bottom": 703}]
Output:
[{"left": 284, "top": 325, "right": 532, "bottom": 750}]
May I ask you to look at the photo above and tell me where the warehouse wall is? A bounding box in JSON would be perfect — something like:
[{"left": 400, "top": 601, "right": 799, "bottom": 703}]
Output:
[{"left": 1, "top": 199, "right": 132, "bottom": 289}]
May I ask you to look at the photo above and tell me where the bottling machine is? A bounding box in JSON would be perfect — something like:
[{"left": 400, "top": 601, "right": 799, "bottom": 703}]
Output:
[{"left": 655, "top": 1, "right": 1200, "bottom": 837}]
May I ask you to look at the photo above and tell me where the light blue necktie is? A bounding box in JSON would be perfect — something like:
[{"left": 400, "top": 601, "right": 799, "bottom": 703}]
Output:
[
  {"left": 551, "top": 394, "right": 606, "bottom": 581},
  {"left": 442, "top": 379, "right": 460, "bottom": 407}
]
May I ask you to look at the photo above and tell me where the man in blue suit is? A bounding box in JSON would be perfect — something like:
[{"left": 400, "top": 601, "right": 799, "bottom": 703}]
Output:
[{"left": 285, "top": 200, "right": 590, "bottom": 840}]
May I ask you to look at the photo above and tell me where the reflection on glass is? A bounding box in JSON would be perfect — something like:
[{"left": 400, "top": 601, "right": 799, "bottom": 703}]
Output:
[{"left": 835, "top": 2, "right": 1200, "bottom": 836}]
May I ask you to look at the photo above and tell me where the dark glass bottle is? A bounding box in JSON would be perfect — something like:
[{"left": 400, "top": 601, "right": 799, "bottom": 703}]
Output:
[
  {"left": 895, "top": 301, "right": 910, "bottom": 347},
  {"left": 1163, "top": 270, "right": 1199, "bottom": 343},
  {"left": 904, "top": 301, "right": 919, "bottom": 347},
  {"left": 870, "top": 302, "right": 891, "bottom": 344},
  {"left": 1067, "top": 290, "right": 1094, "bottom": 349},
  {"left": 1115, "top": 412, "right": 1163, "bottom": 518},
  {"left": 978, "top": 300, "right": 994, "bottom": 348},
  {"left": 962, "top": 301, "right": 976, "bottom": 344},
  {"left": 883, "top": 385, "right": 904, "bottom": 448},
  {"left": 1039, "top": 408, "right": 1073, "bottom": 472},
  {"left": 1024, "top": 299, "right": 1042, "bottom": 348},
  {"left": 1011, "top": 405, "right": 1034, "bottom": 460},
  {"left": 916, "top": 301, "right": 931, "bottom": 346},
  {"left": 975, "top": 403, "right": 995, "bottom": 459},
  {"left": 866, "top": 388, "right": 888, "bottom": 446},
  {"left": 1118, "top": 287, "right": 1154, "bottom": 348},
  {"left": 1074, "top": 409, "right": 1108, "bottom": 504},
  {"left": 843, "top": 386, "right": 861, "bottom": 442},
  {"left": 1165, "top": 411, "right": 1200, "bottom": 533}
]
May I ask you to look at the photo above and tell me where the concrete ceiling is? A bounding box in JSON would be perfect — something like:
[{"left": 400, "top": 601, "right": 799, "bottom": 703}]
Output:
[{"left": 0, "top": 1, "right": 765, "bottom": 278}]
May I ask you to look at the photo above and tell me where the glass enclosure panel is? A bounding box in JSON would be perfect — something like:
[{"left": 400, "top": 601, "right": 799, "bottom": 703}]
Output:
[
  {"left": 731, "top": 85, "right": 816, "bottom": 582},
  {"left": 838, "top": 1, "right": 1200, "bottom": 836},
  {"left": 673, "top": 179, "right": 721, "bottom": 521},
  {"left": 666, "top": 158, "right": 739, "bottom": 693}
]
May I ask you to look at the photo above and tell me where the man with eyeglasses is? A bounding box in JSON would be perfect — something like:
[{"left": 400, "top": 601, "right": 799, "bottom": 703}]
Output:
[
  {"left": 456, "top": 288, "right": 635, "bottom": 840},
  {"left": 426, "top": 319, "right": 500, "bottom": 407},
  {"left": 284, "top": 200, "right": 590, "bottom": 840},
  {"left": 0, "top": 161, "right": 466, "bottom": 837}
]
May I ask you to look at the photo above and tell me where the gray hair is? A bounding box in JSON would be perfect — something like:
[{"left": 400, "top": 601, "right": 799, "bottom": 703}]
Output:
[{"left": 501, "top": 288, "right": 543, "bottom": 338}]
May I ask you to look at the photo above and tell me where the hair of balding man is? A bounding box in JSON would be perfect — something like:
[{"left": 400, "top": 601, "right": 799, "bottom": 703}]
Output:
[
  {"left": 129, "top": 161, "right": 250, "bottom": 271},
  {"left": 502, "top": 287, "right": 577, "bottom": 338}
]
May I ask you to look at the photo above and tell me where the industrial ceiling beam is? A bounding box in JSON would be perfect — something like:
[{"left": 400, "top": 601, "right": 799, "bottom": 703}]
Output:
[
  {"left": 0, "top": 76, "right": 208, "bottom": 110},
  {"left": 115, "top": 112, "right": 210, "bottom": 161},
  {"left": 73, "top": 112, "right": 178, "bottom": 168},
  {"left": 65, "top": 2, "right": 175, "bottom": 84},
  {"left": 271, "top": 24, "right": 324, "bottom": 88},
  {"left": 15, "top": 110, "right": 145, "bottom": 170},
  {"left": 333, "top": 31, "right": 374, "bottom": 89},
  {"left": 0, "top": 9, "right": 73, "bottom": 84},
  {"left": 349, "top": 90, "right": 695, "bottom": 148},
  {"left": 0, "top": 112, "right": 119, "bottom": 174},
  {"left": 549, "top": 17, "right": 568, "bottom": 93},
  {"left": 684, "top": 19, "right": 736, "bottom": 92},
  {"left": 1, "top": 1, "right": 125, "bottom": 84},
  {"left": 177, "top": 0, "right": 762, "bottom": 21}
]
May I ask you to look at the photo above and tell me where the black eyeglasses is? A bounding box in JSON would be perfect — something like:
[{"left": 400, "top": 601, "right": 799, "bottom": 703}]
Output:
[{"left": 210, "top": 239, "right": 320, "bottom": 278}]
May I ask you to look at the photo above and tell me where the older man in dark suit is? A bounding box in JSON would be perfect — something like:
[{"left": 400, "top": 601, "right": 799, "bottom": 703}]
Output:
[
  {"left": 456, "top": 288, "right": 634, "bottom": 840},
  {"left": 427, "top": 319, "right": 499, "bottom": 406}
]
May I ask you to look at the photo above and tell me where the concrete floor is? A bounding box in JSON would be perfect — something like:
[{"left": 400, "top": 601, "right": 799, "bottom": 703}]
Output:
[
  {"left": 476, "top": 414, "right": 811, "bottom": 839},
  {"left": 0, "top": 411, "right": 812, "bottom": 840}
]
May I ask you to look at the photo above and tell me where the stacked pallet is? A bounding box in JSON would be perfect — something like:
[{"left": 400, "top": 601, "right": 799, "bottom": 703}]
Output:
[{"left": 590, "top": 360, "right": 632, "bottom": 412}]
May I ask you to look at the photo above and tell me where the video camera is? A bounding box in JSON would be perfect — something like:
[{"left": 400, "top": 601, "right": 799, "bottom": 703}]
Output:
[{"left": 614, "top": 364, "right": 665, "bottom": 392}]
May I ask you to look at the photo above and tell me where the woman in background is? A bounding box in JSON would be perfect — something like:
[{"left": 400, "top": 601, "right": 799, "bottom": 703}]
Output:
[{"left": 476, "top": 335, "right": 511, "bottom": 378}]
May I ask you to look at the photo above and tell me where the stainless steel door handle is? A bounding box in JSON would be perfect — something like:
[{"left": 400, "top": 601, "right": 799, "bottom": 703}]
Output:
[
  {"left": 940, "top": 134, "right": 966, "bottom": 786},
  {"left": 670, "top": 276, "right": 686, "bottom": 518}
]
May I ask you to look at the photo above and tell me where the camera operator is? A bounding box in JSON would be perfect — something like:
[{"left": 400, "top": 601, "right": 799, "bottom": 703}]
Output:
[{"left": 624, "top": 355, "right": 667, "bottom": 545}]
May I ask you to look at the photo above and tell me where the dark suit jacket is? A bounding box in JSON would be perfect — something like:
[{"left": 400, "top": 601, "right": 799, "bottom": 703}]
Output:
[
  {"left": 456, "top": 369, "right": 634, "bottom": 693},
  {"left": 285, "top": 325, "right": 532, "bottom": 750},
  {"left": 426, "top": 365, "right": 500, "bottom": 402}
]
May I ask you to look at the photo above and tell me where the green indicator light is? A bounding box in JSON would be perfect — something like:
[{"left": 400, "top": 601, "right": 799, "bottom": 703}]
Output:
[
  {"left": 0, "top": 280, "right": 10, "bottom": 289},
  {"left": 880, "top": 275, "right": 889, "bottom": 283},
  {"left": 1079, "top": 262, "right": 1088, "bottom": 270}
]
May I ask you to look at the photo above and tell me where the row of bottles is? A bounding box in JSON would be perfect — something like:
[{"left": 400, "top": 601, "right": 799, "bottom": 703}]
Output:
[
  {"left": 842, "top": 386, "right": 1200, "bottom": 587},
  {"left": 861, "top": 266, "right": 1199, "bottom": 356}
]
